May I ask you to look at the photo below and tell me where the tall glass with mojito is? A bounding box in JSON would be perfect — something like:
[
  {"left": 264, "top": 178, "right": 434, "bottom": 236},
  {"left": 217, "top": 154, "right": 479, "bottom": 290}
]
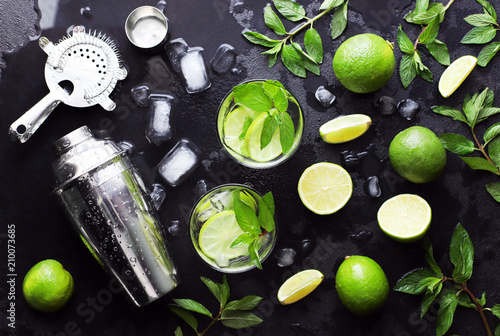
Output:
[
  {"left": 189, "top": 184, "right": 277, "bottom": 273},
  {"left": 217, "top": 80, "right": 304, "bottom": 169}
]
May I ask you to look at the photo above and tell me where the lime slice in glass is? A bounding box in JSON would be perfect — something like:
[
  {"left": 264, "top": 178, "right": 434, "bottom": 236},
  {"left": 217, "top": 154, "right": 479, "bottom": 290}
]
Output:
[
  {"left": 224, "top": 106, "right": 257, "bottom": 154},
  {"left": 377, "top": 194, "right": 431, "bottom": 242},
  {"left": 277, "top": 269, "right": 324, "bottom": 305},
  {"left": 198, "top": 210, "right": 248, "bottom": 265},
  {"left": 298, "top": 162, "right": 353, "bottom": 215},
  {"left": 319, "top": 114, "right": 372, "bottom": 144},
  {"left": 244, "top": 112, "right": 282, "bottom": 162},
  {"left": 438, "top": 55, "right": 477, "bottom": 98}
]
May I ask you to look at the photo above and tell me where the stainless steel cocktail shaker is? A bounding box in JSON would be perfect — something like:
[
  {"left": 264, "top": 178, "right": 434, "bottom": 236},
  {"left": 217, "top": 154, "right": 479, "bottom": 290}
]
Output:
[{"left": 52, "top": 126, "right": 178, "bottom": 307}]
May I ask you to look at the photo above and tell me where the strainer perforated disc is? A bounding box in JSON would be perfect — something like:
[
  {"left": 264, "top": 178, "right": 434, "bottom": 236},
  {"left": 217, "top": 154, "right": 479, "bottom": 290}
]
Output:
[{"left": 9, "top": 26, "right": 128, "bottom": 143}]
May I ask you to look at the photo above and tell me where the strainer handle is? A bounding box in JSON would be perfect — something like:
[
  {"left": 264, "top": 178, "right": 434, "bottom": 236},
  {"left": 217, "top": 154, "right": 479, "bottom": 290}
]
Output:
[{"left": 9, "top": 89, "right": 66, "bottom": 143}]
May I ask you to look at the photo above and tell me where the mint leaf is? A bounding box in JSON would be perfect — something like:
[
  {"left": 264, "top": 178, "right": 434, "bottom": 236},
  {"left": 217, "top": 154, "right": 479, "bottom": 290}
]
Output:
[
  {"left": 486, "top": 182, "right": 500, "bottom": 201},
  {"left": 174, "top": 326, "right": 183, "bottom": 336},
  {"left": 268, "top": 50, "right": 279, "bottom": 67},
  {"left": 331, "top": 0, "right": 349, "bottom": 40},
  {"left": 262, "top": 41, "right": 284, "bottom": 55},
  {"left": 496, "top": 323, "right": 500, "bottom": 336},
  {"left": 169, "top": 305, "right": 199, "bottom": 332},
  {"left": 419, "top": 16, "right": 440, "bottom": 44},
  {"left": 461, "top": 26, "right": 497, "bottom": 44},
  {"left": 439, "top": 133, "right": 476, "bottom": 155},
  {"left": 258, "top": 192, "right": 275, "bottom": 232},
  {"left": 261, "top": 114, "right": 278, "bottom": 150},
  {"left": 201, "top": 276, "right": 226, "bottom": 307},
  {"left": 264, "top": 5, "right": 287, "bottom": 36},
  {"left": 492, "top": 304, "right": 500, "bottom": 318},
  {"left": 460, "top": 156, "right": 500, "bottom": 174},
  {"left": 393, "top": 268, "right": 438, "bottom": 294},
  {"left": 449, "top": 223, "right": 474, "bottom": 283},
  {"left": 426, "top": 39, "right": 450, "bottom": 65},
  {"left": 319, "top": 0, "right": 345, "bottom": 11},
  {"left": 273, "top": 87, "right": 289, "bottom": 112},
  {"left": 242, "top": 30, "right": 281, "bottom": 47},
  {"left": 478, "top": 42, "right": 500, "bottom": 67},
  {"left": 238, "top": 117, "right": 254, "bottom": 141},
  {"left": 436, "top": 289, "right": 459, "bottom": 336},
  {"left": 220, "top": 310, "right": 263, "bottom": 329},
  {"left": 415, "top": 0, "right": 430, "bottom": 14},
  {"left": 465, "top": 88, "right": 489, "bottom": 126},
  {"left": 421, "top": 282, "right": 443, "bottom": 318},
  {"left": 262, "top": 80, "right": 285, "bottom": 96},
  {"left": 488, "top": 137, "right": 500, "bottom": 166},
  {"left": 464, "top": 13, "right": 497, "bottom": 26},
  {"left": 291, "top": 42, "right": 320, "bottom": 76},
  {"left": 478, "top": 292, "right": 487, "bottom": 307},
  {"left": 281, "top": 44, "right": 306, "bottom": 78},
  {"left": 273, "top": 0, "right": 306, "bottom": 22},
  {"left": 478, "top": 107, "right": 500, "bottom": 123},
  {"left": 484, "top": 122, "right": 500, "bottom": 144},
  {"left": 248, "top": 240, "right": 263, "bottom": 270},
  {"left": 304, "top": 28, "right": 323, "bottom": 63},
  {"left": 234, "top": 194, "right": 261, "bottom": 235},
  {"left": 477, "top": 0, "right": 498, "bottom": 21},
  {"left": 431, "top": 105, "right": 468, "bottom": 124},
  {"left": 397, "top": 26, "right": 415, "bottom": 54},
  {"left": 424, "top": 237, "right": 443, "bottom": 277},
  {"left": 405, "top": 2, "right": 445, "bottom": 25},
  {"left": 413, "top": 51, "right": 433, "bottom": 82},
  {"left": 457, "top": 290, "right": 474, "bottom": 308},
  {"left": 172, "top": 299, "right": 213, "bottom": 318},
  {"left": 225, "top": 295, "right": 263, "bottom": 311},
  {"left": 231, "top": 232, "right": 257, "bottom": 248},
  {"left": 279, "top": 111, "right": 295, "bottom": 154},
  {"left": 400, "top": 54, "right": 417, "bottom": 88},
  {"left": 234, "top": 82, "right": 273, "bottom": 112}
]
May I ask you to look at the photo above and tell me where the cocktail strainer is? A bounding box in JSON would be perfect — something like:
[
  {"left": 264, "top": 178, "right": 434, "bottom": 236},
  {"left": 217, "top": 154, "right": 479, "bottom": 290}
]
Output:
[{"left": 9, "top": 26, "right": 128, "bottom": 143}]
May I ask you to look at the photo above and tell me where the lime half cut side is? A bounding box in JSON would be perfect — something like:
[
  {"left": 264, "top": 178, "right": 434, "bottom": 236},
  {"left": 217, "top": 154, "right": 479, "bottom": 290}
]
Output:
[
  {"left": 224, "top": 106, "right": 257, "bottom": 154},
  {"left": 245, "top": 112, "right": 282, "bottom": 162},
  {"left": 198, "top": 210, "right": 248, "bottom": 266},
  {"left": 377, "top": 194, "right": 431, "bottom": 242},
  {"left": 278, "top": 269, "right": 324, "bottom": 305},
  {"left": 298, "top": 162, "right": 353, "bottom": 215},
  {"left": 320, "top": 114, "right": 372, "bottom": 144},
  {"left": 438, "top": 55, "right": 477, "bottom": 98}
]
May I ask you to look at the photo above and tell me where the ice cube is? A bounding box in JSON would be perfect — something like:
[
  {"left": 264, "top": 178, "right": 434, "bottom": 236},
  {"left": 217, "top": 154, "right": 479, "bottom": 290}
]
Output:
[
  {"left": 168, "top": 220, "right": 180, "bottom": 236},
  {"left": 179, "top": 47, "right": 211, "bottom": 94},
  {"left": 365, "top": 176, "right": 381, "bottom": 198},
  {"left": 398, "top": 99, "right": 419, "bottom": 120},
  {"left": 209, "top": 190, "right": 233, "bottom": 212},
  {"left": 277, "top": 248, "right": 296, "bottom": 267},
  {"left": 375, "top": 96, "right": 397, "bottom": 116},
  {"left": 157, "top": 138, "right": 202, "bottom": 187},
  {"left": 164, "top": 38, "right": 189, "bottom": 73},
  {"left": 194, "top": 179, "right": 209, "bottom": 199},
  {"left": 314, "top": 86, "right": 336, "bottom": 108},
  {"left": 150, "top": 183, "right": 166, "bottom": 210},
  {"left": 210, "top": 43, "right": 237, "bottom": 74},
  {"left": 131, "top": 84, "right": 150, "bottom": 107},
  {"left": 146, "top": 94, "right": 174, "bottom": 146},
  {"left": 341, "top": 150, "right": 368, "bottom": 170}
]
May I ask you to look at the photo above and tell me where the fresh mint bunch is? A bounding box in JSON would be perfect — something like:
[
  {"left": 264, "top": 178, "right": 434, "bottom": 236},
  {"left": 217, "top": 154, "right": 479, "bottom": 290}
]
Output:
[
  {"left": 461, "top": 0, "right": 500, "bottom": 67},
  {"left": 397, "top": 0, "right": 455, "bottom": 88},
  {"left": 230, "top": 190, "right": 275, "bottom": 270},
  {"left": 170, "top": 276, "right": 263, "bottom": 336},
  {"left": 233, "top": 80, "right": 295, "bottom": 155},
  {"left": 242, "top": 0, "right": 349, "bottom": 77},
  {"left": 394, "top": 224, "right": 500, "bottom": 336},
  {"left": 431, "top": 88, "right": 500, "bottom": 202}
]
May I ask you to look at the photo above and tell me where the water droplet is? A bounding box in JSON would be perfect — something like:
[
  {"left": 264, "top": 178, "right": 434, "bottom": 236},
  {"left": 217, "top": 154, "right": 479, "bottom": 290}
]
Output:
[
  {"left": 125, "top": 270, "right": 132, "bottom": 275},
  {"left": 80, "top": 6, "right": 92, "bottom": 18},
  {"left": 301, "top": 239, "right": 313, "bottom": 252},
  {"left": 130, "top": 257, "right": 137, "bottom": 262}
]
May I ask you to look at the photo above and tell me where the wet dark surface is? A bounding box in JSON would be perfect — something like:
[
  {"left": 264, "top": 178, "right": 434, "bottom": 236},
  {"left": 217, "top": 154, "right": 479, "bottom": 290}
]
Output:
[{"left": 0, "top": 0, "right": 499, "bottom": 335}]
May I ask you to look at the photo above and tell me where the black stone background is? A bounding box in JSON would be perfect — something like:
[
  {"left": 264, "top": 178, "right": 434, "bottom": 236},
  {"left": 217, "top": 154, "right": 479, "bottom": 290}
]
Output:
[{"left": 0, "top": 0, "right": 499, "bottom": 335}]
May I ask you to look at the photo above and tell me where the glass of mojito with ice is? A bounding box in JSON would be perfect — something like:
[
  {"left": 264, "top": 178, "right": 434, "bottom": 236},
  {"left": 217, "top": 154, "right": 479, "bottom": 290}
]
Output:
[
  {"left": 217, "top": 80, "right": 304, "bottom": 169},
  {"left": 189, "top": 184, "right": 277, "bottom": 273}
]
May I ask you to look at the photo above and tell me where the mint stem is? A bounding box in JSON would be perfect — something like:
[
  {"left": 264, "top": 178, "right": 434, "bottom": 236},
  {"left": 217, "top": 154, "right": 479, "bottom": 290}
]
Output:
[
  {"left": 457, "top": 282, "right": 493, "bottom": 336},
  {"left": 198, "top": 309, "right": 223, "bottom": 336},
  {"left": 471, "top": 126, "right": 500, "bottom": 175},
  {"left": 283, "top": 5, "right": 336, "bottom": 43}
]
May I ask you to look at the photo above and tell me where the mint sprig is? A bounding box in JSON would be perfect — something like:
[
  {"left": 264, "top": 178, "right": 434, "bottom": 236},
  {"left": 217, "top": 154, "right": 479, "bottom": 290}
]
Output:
[
  {"left": 394, "top": 224, "right": 500, "bottom": 336},
  {"left": 431, "top": 88, "right": 500, "bottom": 202},
  {"left": 242, "top": 0, "right": 349, "bottom": 77},
  {"left": 233, "top": 80, "right": 296, "bottom": 156},
  {"left": 461, "top": 0, "right": 500, "bottom": 67},
  {"left": 170, "top": 276, "right": 263, "bottom": 336},
  {"left": 230, "top": 190, "right": 276, "bottom": 270}
]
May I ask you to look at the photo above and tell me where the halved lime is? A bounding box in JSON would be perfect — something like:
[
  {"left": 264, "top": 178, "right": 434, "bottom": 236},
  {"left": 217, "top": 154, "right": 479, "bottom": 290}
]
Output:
[
  {"left": 199, "top": 211, "right": 248, "bottom": 263},
  {"left": 320, "top": 114, "right": 372, "bottom": 144},
  {"left": 298, "top": 162, "right": 353, "bottom": 215},
  {"left": 438, "top": 55, "right": 477, "bottom": 98},
  {"left": 277, "top": 269, "right": 324, "bottom": 305},
  {"left": 224, "top": 106, "right": 257, "bottom": 153},
  {"left": 244, "top": 112, "right": 282, "bottom": 162},
  {"left": 377, "top": 194, "right": 431, "bottom": 242}
]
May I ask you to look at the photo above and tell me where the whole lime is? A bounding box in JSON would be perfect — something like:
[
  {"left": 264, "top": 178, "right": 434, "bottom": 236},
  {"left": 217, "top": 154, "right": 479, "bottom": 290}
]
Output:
[
  {"left": 332, "top": 34, "right": 395, "bottom": 93},
  {"left": 389, "top": 126, "right": 447, "bottom": 183},
  {"left": 335, "top": 255, "right": 389, "bottom": 315},
  {"left": 23, "top": 259, "right": 74, "bottom": 313}
]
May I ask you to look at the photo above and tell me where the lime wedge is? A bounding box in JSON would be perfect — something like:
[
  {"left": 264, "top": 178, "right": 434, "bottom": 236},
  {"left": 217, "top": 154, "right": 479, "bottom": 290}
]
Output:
[
  {"left": 319, "top": 114, "right": 372, "bottom": 144},
  {"left": 438, "top": 55, "right": 477, "bottom": 98},
  {"left": 377, "top": 194, "right": 431, "bottom": 242},
  {"left": 244, "top": 112, "right": 282, "bottom": 162},
  {"left": 198, "top": 211, "right": 248, "bottom": 264},
  {"left": 277, "top": 269, "right": 324, "bottom": 305},
  {"left": 297, "top": 162, "right": 353, "bottom": 215},
  {"left": 224, "top": 106, "right": 257, "bottom": 154}
]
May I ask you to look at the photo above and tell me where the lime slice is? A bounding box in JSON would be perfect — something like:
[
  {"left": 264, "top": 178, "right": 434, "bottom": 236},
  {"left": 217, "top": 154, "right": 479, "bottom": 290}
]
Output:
[
  {"left": 198, "top": 211, "right": 248, "bottom": 264},
  {"left": 224, "top": 106, "right": 257, "bottom": 153},
  {"left": 297, "top": 162, "right": 353, "bottom": 215},
  {"left": 319, "top": 114, "right": 372, "bottom": 144},
  {"left": 244, "top": 112, "right": 282, "bottom": 162},
  {"left": 277, "top": 269, "right": 324, "bottom": 305},
  {"left": 377, "top": 194, "right": 431, "bottom": 242},
  {"left": 438, "top": 55, "right": 477, "bottom": 98}
]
